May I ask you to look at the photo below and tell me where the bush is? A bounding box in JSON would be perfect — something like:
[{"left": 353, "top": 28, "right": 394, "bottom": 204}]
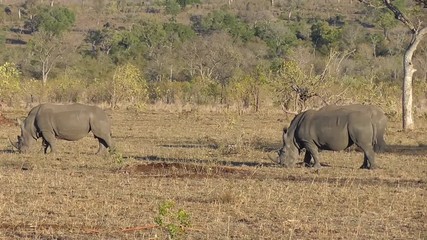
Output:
[
  {"left": 46, "top": 76, "right": 86, "bottom": 103},
  {"left": 0, "top": 62, "right": 21, "bottom": 106},
  {"left": 20, "top": 79, "right": 44, "bottom": 105},
  {"left": 109, "top": 63, "right": 148, "bottom": 108}
]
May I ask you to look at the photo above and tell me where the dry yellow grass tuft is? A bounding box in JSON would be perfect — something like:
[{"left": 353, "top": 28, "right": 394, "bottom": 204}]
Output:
[{"left": 0, "top": 108, "right": 426, "bottom": 239}]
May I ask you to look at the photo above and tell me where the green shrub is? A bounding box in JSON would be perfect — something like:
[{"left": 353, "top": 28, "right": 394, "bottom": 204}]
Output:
[
  {"left": 109, "top": 63, "right": 148, "bottom": 108},
  {"left": 46, "top": 76, "right": 86, "bottom": 103},
  {"left": 0, "top": 62, "right": 21, "bottom": 105},
  {"left": 154, "top": 200, "right": 191, "bottom": 239}
]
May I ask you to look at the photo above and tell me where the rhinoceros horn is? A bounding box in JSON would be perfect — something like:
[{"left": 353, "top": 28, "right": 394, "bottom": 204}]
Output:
[
  {"left": 9, "top": 136, "right": 19, "bottom": 150},
  {"left": 267, "top": 149, "right": 281, "bottom": 164}
]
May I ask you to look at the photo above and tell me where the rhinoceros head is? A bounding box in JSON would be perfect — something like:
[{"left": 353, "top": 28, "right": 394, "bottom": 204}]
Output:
[
  {"left": 10, "top": 119, "right": 33, "bottom": 153},
  {"left": 277, "top": 128, "right": 299, "bottom": 167}
]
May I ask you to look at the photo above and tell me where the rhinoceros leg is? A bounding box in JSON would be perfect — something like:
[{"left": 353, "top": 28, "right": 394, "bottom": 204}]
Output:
[
  {"left": 303, "top": 152, "right": 313, "bottom": 167},
  {"left": 96, "top": 141, "right": 107, "bottom": 154},
  {"left": 42, "top": 139, "right": 49, "bottom": 154},
  {"left": 305, "top": 143, "right": 321, "bottom": 169},
  {"left": 90, "top": 119, "right": 112, "bottom": 154},
  {"left": 350, "top": 127, "right": 377, "bottom": 170},
  {"left": 360, "top": 148, "right": 376, "bottom": 169},
  {"left": 41, "top": 131, "right": 56, "bottom": 154},
  {"left": 356, "top": 141, "right": 376, "bottom": 169},
  {"left": 94, "top": 134, "right": 112, "bottom": 154}
]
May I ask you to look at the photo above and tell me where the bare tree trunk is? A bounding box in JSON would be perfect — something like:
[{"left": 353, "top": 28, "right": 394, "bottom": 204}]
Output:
[
  {"left": 381, "top": 0, "right": 427, "bottom": 130},
  {"left": 402, "top": 27, "right": 427, "bottom": 130},
  {"left": 359, "top": 0, "right": 426, "bottom": 130}
]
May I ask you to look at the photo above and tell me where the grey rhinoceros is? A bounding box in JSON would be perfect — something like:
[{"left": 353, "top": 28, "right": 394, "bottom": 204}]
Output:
[
  {"left": 275, "top": 104, "right": 387, "bottom": 169},
  {"left": 11, "top": 103, "right": 113, "bottom": 154},
  {"left": 319, "top": 104, "right": 387, "bottom": 152}
]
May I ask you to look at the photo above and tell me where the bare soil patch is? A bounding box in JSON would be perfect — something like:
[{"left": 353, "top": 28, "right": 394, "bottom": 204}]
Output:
[
  {"left": 117, "top": 162, "right": 253, "bottom": 178},
  {"left": 0, "top": 112, "right": 14, "bottom": 126}
]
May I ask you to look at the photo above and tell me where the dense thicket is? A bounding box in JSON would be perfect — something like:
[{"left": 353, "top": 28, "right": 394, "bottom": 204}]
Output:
[{"left": 0, "top": 0, "right": 426, "bottom": 116}]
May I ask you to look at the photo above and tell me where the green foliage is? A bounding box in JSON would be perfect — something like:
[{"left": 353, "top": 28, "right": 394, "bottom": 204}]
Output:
[
  {"left": 0, "top": 62, "right": 21, "bottom": 104},
  {"left": 0, "top": 0, "right": 416, "bottom": 115},
  {"left": 310, "top": 21, "right": 343, "bottom": 54},
  {"left": 254, "top": 22, "right": 298, "bottom": 57},
  {"left": 85, "top": 78, "right": 111, "bottom": 103},
  {"left": 85, "top": 19, "right": 195, "bottom": 64},
  {"left": 110, "top": 30, "right": 141, "bottom": 63},
  {"left": 20, "top": 78, "right": 44, "bottom": 103},
  {"left": 176, "top": 0, "right": 200, "bottom": 8},
  {"left": 110, "top": 63, "right": 148, "bottom": 108},
  {"left": 164, "top": 0, "right": 181, "bottom": 16},
  {"left": 198, "top": 10, "right": 254, "bottom": 42},
  {"left": 164, "top": 22, "right": 196, "bottom": 44},
  {"left": 46, "top": 76, "right": 86, "bottom": 102},
  {"left": 341, "top": 76, "right": 400, "bottom": 117},
  {"left": 360, "top": 0, "right": 404, "bottom": 39},
  {"left": 0, "top": 30, "right": 5, "bottom": 47},
  {"left": 131, "top": 20, "right": 167, "bottom": 58},
  {"left": 154, "top": 200, "right": 191, "bottom": 239},
  {"left": 178, "top": 77, "right": 221, "bottom": 105},
  {"left": 85, "top": 28, "right": 115, "bottom": 57},
  {"left": 149, "top": 80, "right": 178, "bottom": 104},
  {"left": 365, "top": 33, "right": 391, "bottom": 57},
  {"left": 31, "top": 6, "right": 76, "bottom": 36},
  {"left": 230, "top": 65, "right": 269, "bottom": 111},
  {"left": 270, "top": 60, "right": 327, "bottom": 111}
]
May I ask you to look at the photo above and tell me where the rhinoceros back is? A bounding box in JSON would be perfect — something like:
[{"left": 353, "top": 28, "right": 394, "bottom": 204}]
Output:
[{"left": 34, "top": 103, "right": 110, "bottom": 141}]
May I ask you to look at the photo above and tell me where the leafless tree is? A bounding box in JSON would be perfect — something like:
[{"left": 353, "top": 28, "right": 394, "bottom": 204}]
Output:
[{"left": 359, "top": 0, "right": 427, "bottom": 130}]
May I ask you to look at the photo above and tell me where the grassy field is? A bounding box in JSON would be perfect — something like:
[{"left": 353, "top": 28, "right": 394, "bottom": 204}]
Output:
[{"left": 0, "top": 107, "right": 426, "bottom": 239}]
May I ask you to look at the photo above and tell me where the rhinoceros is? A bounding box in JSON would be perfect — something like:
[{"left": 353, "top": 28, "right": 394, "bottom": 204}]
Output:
[
  {"left": 275, "top": 105, "right": 387, "bottom": 169},
  {"left": 10, "top": 103, "right": 113, "bottom": 154},
  {"left": 319, "top": 104, "right": 387, "bottom": 152}
]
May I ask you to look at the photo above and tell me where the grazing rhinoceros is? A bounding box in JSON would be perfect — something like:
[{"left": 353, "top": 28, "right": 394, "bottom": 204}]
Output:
[
  {"left": 275, "top": 105, "right": 387, "bottom": 169},
  {"left": 10, "top": 103, "right": 113, "bottom": 154},
  {"left": 319, "top": 104, "right": 387, "bottom": 152}
]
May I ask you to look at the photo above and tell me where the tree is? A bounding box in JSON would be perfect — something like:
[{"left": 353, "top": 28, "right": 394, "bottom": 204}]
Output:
[
  {"left": 27, "top": 6, "right": 75, "bottom": 85},
  {"left": 197, "top": 10, "right": 254, "bottom": 42},
  {"left": 254, "top": 22, "right": 298, "bottom": 57},
  {"left": 164, "top": 0, "right": 181, "bottom": 16},
  {"left": 34, "top": 6, "right": 75, "bottom": 36},
  {"left": 359, "top": 0, "right": 427, "bottom": 130},
  {"left": 28, "top": 30, "right": 63, "bottom": 85},
  {"left": 230, "top": 65, "right": 269, "bottom": 111},
  {"left": 176, "top": 0, "right": 201, "bottom": 8},
  {"left": 310, "top": 20, "right": 343, "bottom": 54},
  {"left": 109, "top": 63, "right": 148, "bottom": 108}
]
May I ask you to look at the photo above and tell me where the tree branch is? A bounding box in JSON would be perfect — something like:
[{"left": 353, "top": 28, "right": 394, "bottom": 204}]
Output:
[{"left": 383, "top": 0, "right": 417, "bottom": 33}]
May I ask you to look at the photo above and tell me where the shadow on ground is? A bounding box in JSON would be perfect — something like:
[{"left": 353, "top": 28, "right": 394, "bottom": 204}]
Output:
[
  {"left": 117, "top": 160, "right": 425, "bottom": 189},
  {"left": 385, "top": 145, "right": 427, "bottom": 156},
  {"left": 126, "top": 155, "right": 277, "bottom": 168}
]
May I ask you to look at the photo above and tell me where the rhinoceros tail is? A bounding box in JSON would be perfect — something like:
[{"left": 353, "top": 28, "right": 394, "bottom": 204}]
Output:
[
  {"left": 374, "top": 126, "right": 386, "bottom": 153},
  {"left": 372, "top": 119, "right": 387, "bottom": 153}
]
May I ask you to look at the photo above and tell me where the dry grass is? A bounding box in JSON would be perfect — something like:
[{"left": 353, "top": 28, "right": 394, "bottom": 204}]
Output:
[{"left": 0, "top": 107, "right": 426, "bottom": 239}]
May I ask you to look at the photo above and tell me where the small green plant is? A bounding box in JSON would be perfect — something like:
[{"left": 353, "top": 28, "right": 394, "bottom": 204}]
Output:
[
  {"left": 109, "top": 148, "right": 124, "bottom": 164},
  {"left": 154, "top": 200, "right": 191, "bottom": 239}
]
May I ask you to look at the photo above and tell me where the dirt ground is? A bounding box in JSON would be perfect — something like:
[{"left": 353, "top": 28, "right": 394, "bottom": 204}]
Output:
[{"left": 0, "top": 108, "right": 426, "bottom": 239}]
